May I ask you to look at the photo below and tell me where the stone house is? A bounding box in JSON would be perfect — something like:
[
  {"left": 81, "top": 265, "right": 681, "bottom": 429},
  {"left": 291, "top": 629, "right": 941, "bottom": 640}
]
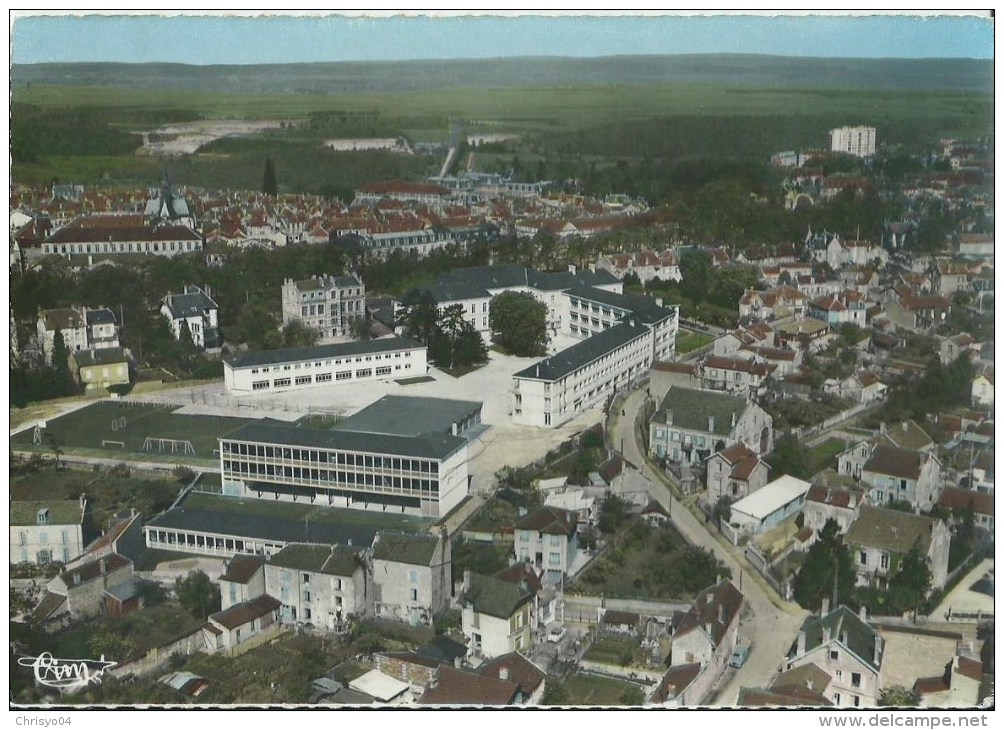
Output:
[
  {"left": 788, "top": 604, "right": 883, "bottom": 708},
  {"left": 844, "top": 506, "right": 951, "bottom": 591},
  {"left": 706, "top": 443, "right": 770, "bottom": 503},
  {"left": 459, "top": 570, "right": 533, "bottom": 660},
  {"left": 265, "top": 543, "right": 369, "bottom": 629},
  {"left": 371, "top": 531, "right": 452, "bottom": 626}
]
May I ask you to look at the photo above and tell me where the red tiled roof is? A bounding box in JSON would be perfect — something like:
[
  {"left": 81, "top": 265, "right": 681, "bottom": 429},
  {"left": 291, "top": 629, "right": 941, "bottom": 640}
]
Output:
[
  {"left": 957, "top": 656, "right": 983, "bottom": 682},
  {"left": 60, "top": 553, "right": 131, "bottom": 586},
  {"left": 209, "top": 595, "right": 280, "bottom": 631},
  {"left": 420, "top": 666, "right": 519, "bottom": 706},
  {"left": 221, "top": 555, "right": 265, "bottom": 584},
  {"left": 653, "top": 663, "right": 702, "bottom": 703},
  {"left": 477, "top": 653, "right": 546, "bottom": 695},
  {"left": 937, "top": 487, "right": 994, "bottom": 517},
  {"left": 515, "top": 506, "right": 577, "bottom": 536},
  {"left": 675, "top": 579, "right": 743, "bottom": 648}
]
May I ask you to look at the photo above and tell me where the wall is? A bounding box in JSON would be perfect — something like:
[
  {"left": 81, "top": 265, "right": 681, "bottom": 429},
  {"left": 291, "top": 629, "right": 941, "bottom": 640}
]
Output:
[{"left": 107, "top": 627, "right": 207, "bottom": 680}]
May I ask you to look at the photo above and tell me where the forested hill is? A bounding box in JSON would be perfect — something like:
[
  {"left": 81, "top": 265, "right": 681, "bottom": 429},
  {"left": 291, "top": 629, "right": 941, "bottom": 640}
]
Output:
[{"left": 11, "top": 54, "right": 993, "bottom": 95}]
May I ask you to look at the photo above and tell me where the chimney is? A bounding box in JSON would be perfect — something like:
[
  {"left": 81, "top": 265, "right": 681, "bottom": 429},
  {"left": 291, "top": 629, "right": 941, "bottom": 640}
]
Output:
[
  {"left": 841, "top": 631, "right": 849, "bottom": 646},
  {"left": 821, "top": 597, "right": 830, "bottom": 616},
  {"left": 73, "top": 572, "right": 82, "bottom": 586},
  {"left": 462, "top": 569, "right": 471, "bottom": 594},
  {"left": 705, "top": 622, "right": 713, "bottom": 636},
  {"left": 859, "top": 605, "right": 867, "bottom": 622},
  {"left": 499, "top": 666, "right": 509, "bottom": 681},
  {"left": 568, "top": 264, "right": 577, "bottom": 275},
  {"left": 823, "top": 626, "right": 831, "bottom": 642},
  {"left": 99, "top": 558, "right": 107, "bottom": 574},
  {"left": 708, "top": 416, "right": 716, "bottom": 433},
  {"left": 717, "top": 604, "right": 724, "bottom": 623},
  {"left": 731, "top": 412, "right": 737, "bottom": 428},
  {"left": 901, "top": 422, "right": 908, "bottom": 433},
  {"left": 665, "top": 409, "right": 674, "bottom": 426},
  {"left": 873, "top": 637, "right": 883, "bottom": 666},
  {"left": 79, "top": 493, "right": 87, "bottom": 512},
  {"left": 879, "top": 422, "right": 886, "bottom": 434},
  {"left": 796, "top": 630, "right": 806, "bottom": 656}
]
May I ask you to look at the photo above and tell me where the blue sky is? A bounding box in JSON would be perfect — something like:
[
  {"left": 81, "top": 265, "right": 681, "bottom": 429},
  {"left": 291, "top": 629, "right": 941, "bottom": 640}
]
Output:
[{"left": 11, "top": 12, "right": 994, "bottom": 65}]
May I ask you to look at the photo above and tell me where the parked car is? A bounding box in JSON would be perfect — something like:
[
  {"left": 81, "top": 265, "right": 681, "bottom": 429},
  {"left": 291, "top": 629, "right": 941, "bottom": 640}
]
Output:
[
  {"left": 729, "top": 640, "right": 751, "bottom": 669},
  {"left": 547, "top": 625, "right": 567, "bottom": 643}
]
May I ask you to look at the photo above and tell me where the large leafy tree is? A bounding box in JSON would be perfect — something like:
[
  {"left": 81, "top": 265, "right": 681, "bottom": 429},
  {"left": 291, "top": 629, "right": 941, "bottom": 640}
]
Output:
[
  {"left": 888, "top": 541, "right": 933, "bottom": 612},
  {"left": 793, "top": 519, "right": 855, "bottom": 611},
  {"left": 489, "top": 291, "right": 548, "bottom": 357},
  {"left": 175, "top": 570, "right": 221, "bottom": 619},
  {"left": 396, "top": 288, "right": 441, "bottom": 346}
]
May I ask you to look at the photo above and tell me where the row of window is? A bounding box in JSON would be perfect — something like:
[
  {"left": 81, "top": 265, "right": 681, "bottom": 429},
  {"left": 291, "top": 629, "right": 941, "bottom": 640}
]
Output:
[
  {"left": 17, "top": 530, "right": 72, "bottom": 545},
  {"left": 47, "top": 240, "right": 199, "bottom": 255},
  {"left": 147, "top": 529, "right": 283, "bottom": 557},
  {"left": 221, "top": 444, "right": 440, "bottom": 473},
  {"left": 223, "top": 463, "right": 440, "bottom": 494},
  {"left": 250, "top": 351, "right": 412, "bottom": 375},
  {"left": 19, "top": 548, "right": 72, "bottom": 564},
  {"left": 250, "top": 365, "right": 407, "bottom": 389}
]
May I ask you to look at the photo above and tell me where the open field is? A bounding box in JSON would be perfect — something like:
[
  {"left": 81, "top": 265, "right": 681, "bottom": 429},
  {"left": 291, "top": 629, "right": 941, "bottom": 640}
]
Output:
[
  {"left": 675, "top": 330, "right": 714, "bottom": 354},
  {"left": 10, "top": 400, "right": 252, "bottom": 462},
  {"left": 12, "top": 80, "right": 992, "bottom": 193}
]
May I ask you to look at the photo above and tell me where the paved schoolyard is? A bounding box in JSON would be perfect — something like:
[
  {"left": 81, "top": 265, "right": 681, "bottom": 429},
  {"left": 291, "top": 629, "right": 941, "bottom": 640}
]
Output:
[{"left": 126, "top": 349, "right": 607, "bottom": 489}]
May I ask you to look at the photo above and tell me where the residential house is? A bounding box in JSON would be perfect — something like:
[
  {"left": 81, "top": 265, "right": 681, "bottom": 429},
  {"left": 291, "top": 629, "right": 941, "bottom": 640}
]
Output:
[
  {"left": 807, "top": 292, "right": 868, "bottom": 327},
  {"left": 886, "top": 294, "right": 952, "bottom": 331},
  {"left": 218, "top": 554, "right": 266, "bottom": 610},
  {"left": 161, "top": 285, "right": 220, "bottom": 349},
  {"left": 914, "top": 653, "right": 985, "bottom": 708},
  {"left": 265, "top": 543, "right": 368, "bottom": 629},
  {"left": 706, "top": 443, "right": 770, "bottom": 503},
  {"left": 971, "top": 449, "right": 994, "bottom": 494},
  {"left": 600, "top": 609, "right": 640, "bottom": 634},
  {"left": 940, "top": 333, "right": 979, "bottom": 366},
  {"left": 930, "top": 260, "right": 972, "bottom": 296},
  {"left": 787, "top": 604, "right": 884, "bottom": 708},
  {"left": 773, "top": 318, "right": 834, "bottom": 353},
  {"left": 861, "top": 444, "right": 942, "bottom": 511},
  {"left": 542, "top": 489, "right": 595, "bottom": 531},
  {"left": 70, "top": 347, "right": 130, "bottom": 391},
  {"left": 10, "top": 498, "right": 90, "bottom": 565},
  {"left": 726, "top": 475, "right": 812, "bottom": 540},
  {"left": 739, "top": 286, "right": 807, "bottom": 322},
  {"left": 669, "top": 579, "right": 744, "bottom": 704},
  {"left": 641, "top": 499, "right": 672, "bottom": 527},
  {"left": 649, "top": 361, "right": 701, "bottom": 401},
  {"left": 419, "top": 665, "right": 522, "bottom": 706},
  {"left": 699, "top": 355, "right": 776, "bottom": 398},
  {"left": 737, "top": 664, "right": 833, "bottom": 707},
  {"left": 596, "top": 249, "right": 681, "bottom": 284},
  {"left": 280, "top": 274, "right": 366, "bottom": 340},
  {"left": 204, "top": 595, "right": 282, "bottom": 655},
  {"left": 47, "top": 553, "right": 135, "bottom": 620},
  {"left": 971, "top": 370, "right": 994, "bottom": 410},
  {"left": 371, "top": 531, "right": 451, "bottom": 626},
  {"left": 513, "top": 505, "right": 579, "bottom": 578},
  {"left": 651, "top": 663, "right": 705, "bottom": 707},
  {"left": 844, "top": 506, "right": 951, "bottom": 591},
  {"left": 495, "top": 562, "right": 558, "bottom": 629},
  {"left": 937, "top": 487, "right": 994, "bottom": 532},
  {"left": 71, "top": 510, "right": 145, "bottom": 569},
  {"left": 477, "top": 652, "right": 547, "bottom": 705},
  {"left": 458, "top": 570, "right": 533, "bottom": 659},
  {"left": 36, "top": 305, "right": 120, "bottom": 364},
  {"left": 803, "top": 485, "right": 866, "bottom": 534},
  {"left": 649, "top": 386, "right": 774, "bottom": 465}
]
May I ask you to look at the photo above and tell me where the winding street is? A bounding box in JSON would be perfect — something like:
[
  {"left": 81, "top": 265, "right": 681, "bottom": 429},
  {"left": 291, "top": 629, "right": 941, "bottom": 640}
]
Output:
[{"left": 608, "top": 386, "right": 809, "bottom": 705}]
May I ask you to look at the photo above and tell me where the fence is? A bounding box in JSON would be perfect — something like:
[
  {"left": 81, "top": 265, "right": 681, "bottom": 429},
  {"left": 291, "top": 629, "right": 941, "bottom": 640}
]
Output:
[
  {"left": 564, "top": 593, "right": 690, "bottom": 620},
  {"left": 108, "top": 626, "right": 207, "bottom": 680},
  {"left": 744, "top": 544, "right": 792, "bottom": 601},
  {"left": 793, "top": 402, "right": 874, "bottom": 441}
]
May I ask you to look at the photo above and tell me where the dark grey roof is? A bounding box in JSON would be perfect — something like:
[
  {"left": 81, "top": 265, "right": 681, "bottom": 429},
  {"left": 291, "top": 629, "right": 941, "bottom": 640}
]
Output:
[
  {"left": 147, "top": 499, "right": 385, "bottom": 547},
  {"left": 162, "top": 287, "right": 217, "bottom": 319},
  {"left": 222, "top": 418, "right": 466, "bottom": 460},
  {"left": 85, "top": 307, "right": 117, "bottom": 325},
  {"left": 73, "top": 347, "right": 127, "bottom": 367},
  {"left": 294, "top": 275, "right": 361, "bottom": 291},
  {"left": 334, "top": 395, "right": 482, "bottom": 438},
  {"left": 653, "top": 386, "right": 750, "bottom": 436},
  {"left": 565, "top": 284, "right": 675, "bottom": 325},
  {"left": 228, "top": 336, "right": 423, "bottom": 369},
  {"left": 528, "top": 268, "right": 620, "bottom": 291},
  {"left": 269, "top": 543, "right": 361, "bottom": 576},
  {"left": 513, "top": 320, "right": 650, "bottom": 382},
  {"left": 793, "top": 605, "right": 882, "bottom": 673}
]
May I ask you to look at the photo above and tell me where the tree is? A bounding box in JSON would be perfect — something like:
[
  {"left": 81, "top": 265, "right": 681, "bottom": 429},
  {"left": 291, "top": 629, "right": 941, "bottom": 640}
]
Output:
[
  {"left": 793, "top": 519, "right": 855, "bottom": 611},
  {"left": 50, "top": 330, "right": 75, "bottom": 393},
  {"left": 541, "top": 680, "right": 569, "bottom": 705},
  {"left": 438, "top": 304, "right": 468, "bottom": 371},
  {"left": 713, "top": 496, "right": 733, "bottom": 528},
  {"left": 396, "top": 288, "right": 441, "bottom": 346},
  {"left": 768, "top": 434, "right": 812, "bottom": 480},
  {"left": 878, "top": 686, "right": 921, "bottom": 707},
  {"left": 280, "top": 320, "right": 320, "bottom": 349},
  {"left": 262, "top": 157, "right": 278, "bottom": 196},
  {"left": 453, "top": 319, "right": 488, "bottom": 369},
  {"left": 175, "top": 570, "right": 221, "bottom": 619},
  {"left": 597, "top": 494, "right": 629, "bottom": 534},
  {"left": 888, "top": 541, "right": 933, "bottom": 614},
  {"left": 489, "top": 291, "right": 548, "bottom": 357}
]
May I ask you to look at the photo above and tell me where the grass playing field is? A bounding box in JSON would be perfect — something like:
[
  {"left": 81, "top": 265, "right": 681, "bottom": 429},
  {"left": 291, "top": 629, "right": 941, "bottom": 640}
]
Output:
[{"left": 10, "top": 401, "right": 252, "bottom": 464}]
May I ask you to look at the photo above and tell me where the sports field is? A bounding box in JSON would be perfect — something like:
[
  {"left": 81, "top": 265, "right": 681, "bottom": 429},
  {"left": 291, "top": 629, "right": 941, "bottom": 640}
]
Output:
[{"left": 10, "top": 401, "right": 252, "bottom": 465}]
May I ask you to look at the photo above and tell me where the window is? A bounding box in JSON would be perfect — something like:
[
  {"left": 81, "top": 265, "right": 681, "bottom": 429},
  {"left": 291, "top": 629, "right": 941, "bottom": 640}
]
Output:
[
  {"left": 830, "top": 650, "right": 839, "bottom": 660},
  {"left": 548, "top": 552, "right": 561, "bottom": 566},
  {"left": 316, "top": 373, "right": 332, "bottom": 383},
  {"left": 880, "top": 554, "right": 889, "bottom": 570},
  {"left": 273, "top": 378, "right": 291, "bottom": 387},
  {"left": 375, "top": 366, "right": 391, "bottom": 376},
  {"left": 295, "top": 376, "right": 311, "bottom": 385},
  {"left": 859, "top": 551, "right": 868, "bottom": 566},
  {"left": 519, "top": 532, "right": 529, "bottom": 542},
  {"left": 835, "top": 670, "right": 843, "bottom": 680},
  {"left": 410, "top": 588, "right": 418, "bottom": 601},
  {"left": 302, "top": 573, "right": 310, "bottom": 584},
  {"left": 833, "top": 693, "right": 841, "bottom": 706},
  {"left": 853, "top": 696, "right": 860, "bottom": 708},
  {"left": 356, "top": 368, "right": 372, "bottom": 378},
  {"left": 336, "top": 371, "right": 351, "bottom": 381},
  {"left": 851, "top": 673, "right": 861, "bottom": 688}
]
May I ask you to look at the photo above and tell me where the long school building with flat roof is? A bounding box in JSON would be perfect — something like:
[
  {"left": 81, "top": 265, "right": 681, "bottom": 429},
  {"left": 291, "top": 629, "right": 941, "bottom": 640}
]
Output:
[
  {"left": 223, "top": 336, "right": 427, "bottom": 394},
  {"left": 218, "top": 418, "right": 470, "bottom": 518}
]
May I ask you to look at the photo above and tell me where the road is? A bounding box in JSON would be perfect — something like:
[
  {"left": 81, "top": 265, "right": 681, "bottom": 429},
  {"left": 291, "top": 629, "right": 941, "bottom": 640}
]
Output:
[{"left": 608, "top": 386, "right": 808, "bottom": 705}]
